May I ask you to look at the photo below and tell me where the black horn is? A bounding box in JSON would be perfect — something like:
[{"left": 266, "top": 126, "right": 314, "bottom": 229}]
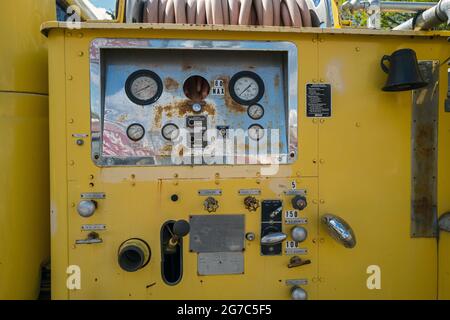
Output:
[{"left": 381, "top": 48, "right": 428, "bottom": 92}]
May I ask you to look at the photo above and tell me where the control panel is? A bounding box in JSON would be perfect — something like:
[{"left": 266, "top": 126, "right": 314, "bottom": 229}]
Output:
[{"left": 90, "top": 39, "right": 298, "bottom": 166}]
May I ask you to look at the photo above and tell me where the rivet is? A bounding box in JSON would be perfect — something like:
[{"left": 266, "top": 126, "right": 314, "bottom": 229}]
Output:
[
  {"left": 71, "top": 203, "right": 75, "bottom": 208},
  {"left": 320, "top": 199, "right": 325, "bottom": 204},
  {"left": 78, "top": 33, "right": 83, "bottom": 38},
  {"left": 174, "top": 174, "right": 179, "bottom": 178},
  {"left": 312, "top": 79, "right": 318, "bottom": 83},
  {"left": 355, "top": 47, "right": 360, "bottom": 52},
  {"left": 78, "top": 51, "right": 84, "bottom": 57},
  {"left": 320, "top": 159, "right": 325, "bottom": 164},
  {"left": 320, "top": 79, "right": 325, "bottom": 83},
  {"left": 76, "top": 139, "right": 84, "bottom": 146},
  {"left": 320, "top": 119, "right": 325, "bottom": 124},
  {"left": 312, "top": 238, "right": 317, "bottom": 244},
  {"left": 320, "top": 238, "right": 325, "bottom": 243},
  {"left": 68, "top": 75, "right": 73, "bottom": 80},
  {"left": 312, "top": 119, "right": 318, "bottom": 124},
  {"left": 312, "top": 199, "right": 318, "bottom": 204},
  {"left": 69, "top": 160, "right": 75, "bottom": 166},
  {"left": 319, "top": 38, "right": 324, "bottom": 42},
  {"left": 89, "top": 175, "right": 94, "bottom": 180},
  {"left": 356, "top": 122, "right": 361, "bottom": 127},
  {"left": 256, "top": 179, "right": 261, "bottom": 185},
  {"left": 312, "top": 38, "right": 317, "bottom": 43},
  {"left": 69, "top": 119, "right": 74, "bottom": 124}
]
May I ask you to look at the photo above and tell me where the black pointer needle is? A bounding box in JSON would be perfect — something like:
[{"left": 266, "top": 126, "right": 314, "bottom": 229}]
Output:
[
  {"left": 136, "top": 85, "right": 151, "bottom": 94},
  {"left": 239, "top": 84, "right": 252, "bottom": 97}
]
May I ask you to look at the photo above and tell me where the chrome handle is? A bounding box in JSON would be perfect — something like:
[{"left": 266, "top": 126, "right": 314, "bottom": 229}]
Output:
[{"left": 261, "top": 232, "right": 287, "bottom": 245}]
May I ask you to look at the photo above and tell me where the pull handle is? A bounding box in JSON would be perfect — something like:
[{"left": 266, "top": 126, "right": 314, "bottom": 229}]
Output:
[
  {"left": 261, "top": 232, "right": 287, "bottom": 245},
  {"left": 381, "top": 55, "right": 391, "bottom": 74}
]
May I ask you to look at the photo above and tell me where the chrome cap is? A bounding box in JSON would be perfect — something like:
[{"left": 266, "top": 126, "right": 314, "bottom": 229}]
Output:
[{"left": 321, "top": 214, "right": 356, "bottom": 248}]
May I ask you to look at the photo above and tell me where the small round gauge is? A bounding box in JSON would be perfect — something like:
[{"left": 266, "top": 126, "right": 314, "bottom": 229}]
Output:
[
  {"left": 229, "top": 71, "right": 265, "bottom": 105},
  {"left": 127, "top": 123, "right": 146, "bottom": 142},
  {"left": 125, "top": 70, "right": 163, "bottom": 105},
  {"left": 162, "top": 123, "right": 180, "bottom": 141},
  {"left": 247, "top": 104, "right": 265, "bottom": 120},
  {"left": 248, "top": 124, "right": 265, "bottom": 141}
]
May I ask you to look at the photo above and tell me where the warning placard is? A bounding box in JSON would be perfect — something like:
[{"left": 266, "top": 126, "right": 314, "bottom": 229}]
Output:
[{"left": 306, "top": 84, "right": 332, "bottom": 117}]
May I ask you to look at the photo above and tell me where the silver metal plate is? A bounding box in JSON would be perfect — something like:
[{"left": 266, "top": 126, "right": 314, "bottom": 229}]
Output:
[
  {"left": 284, "top": 189, "right": 307, "bottom": 196},
  {"left": 81, "top": 192, "right": 106, "bottom": 199},
  {"left": 285, "top": 279, "right": 308, "bottom": 286},
  {"left": 411, "top": 61, "right": 439, "bottom": 238},
  {"left": 285, "top": 241, "right": 308, "bottom": 255},
  {"left": 81, "top": 224, "right": 106, "bottom": 231},
  {"left": 284, "top": 218, "right": 308, "bottom": 225},
  {"left": 198, "top": 189, "right": 222, "bottom": 196},
  {"left": 190, "top": 215, "right": 245, "bottom": 252},
  {"left": 198, "top": 252, "right": 244, "bottom": 275},
  {"left": 238, "top": 189, "right": 261, "bottom": 196}
]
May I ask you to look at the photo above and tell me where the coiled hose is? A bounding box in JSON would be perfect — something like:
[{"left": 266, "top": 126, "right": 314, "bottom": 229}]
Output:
[{"left": 143, "top": 0, "right": 320, "bottom": 27}]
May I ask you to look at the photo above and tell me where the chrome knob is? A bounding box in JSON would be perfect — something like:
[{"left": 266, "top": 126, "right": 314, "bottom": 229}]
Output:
[
  {"left": 77, "top": 200, "right": 97, "bottom": 218},
  {"left": 291, "top": 226, "right": 308, "bottom": 242},
  {"left": 261, "top": 232, "right": 287, "bottom": 245},
  {"left": 291, "top": 286, "right": 308, "bottom": 300}
]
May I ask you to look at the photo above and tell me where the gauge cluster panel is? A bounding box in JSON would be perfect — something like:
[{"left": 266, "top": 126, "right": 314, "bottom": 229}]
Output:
[{"left": 90, "top": 39, "right": 298, "bottom": 166}]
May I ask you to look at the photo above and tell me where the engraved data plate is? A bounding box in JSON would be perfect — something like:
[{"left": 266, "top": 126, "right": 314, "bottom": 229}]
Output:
[
  {"left": 198, "top": 189, "right": 222, "bottom": 196},
  {"left": 284, "top": 189, "right": 307, "bottom": 196},
  {"left": 238, "top": 189, "right": 261, "bottom": 196},
  {"left": 285, "top": 241, "right": 307, "bottom": 255},
  {"left": 198, "top": 252, "right": 244, "bottom": 275},
  {"left": 81, "top": 192, "right": 106, "bottom": 199},
  {"left": 190, "top": 215, "right": 245, "bottom": 252},
  {"left": 81, "top": 224, "right": 106, "bottom": 231},
  {"left": 285, "top": 279, "right": 308, "bottom": 286},
  {"left": 284, "top": 210, "right": 308, "bottom": 225}
]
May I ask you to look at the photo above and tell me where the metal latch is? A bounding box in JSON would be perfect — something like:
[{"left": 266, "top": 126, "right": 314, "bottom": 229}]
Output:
[
  {"left": 288, "top": 256, "right": 311, "bottom": 268},
  {"left": 76, "top": 232, "right": 103, "bottom": 245}
]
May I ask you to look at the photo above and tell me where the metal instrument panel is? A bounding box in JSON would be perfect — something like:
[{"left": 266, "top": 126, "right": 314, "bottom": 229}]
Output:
[
  {"left": 189, "top": 214, "right": 245, "bottom": 253},
  {"left": 90, "top": 39, "right": 298, "bottom": 166},
  {"left": 197, "top": 252, "right": 244, "bottom": 275}
]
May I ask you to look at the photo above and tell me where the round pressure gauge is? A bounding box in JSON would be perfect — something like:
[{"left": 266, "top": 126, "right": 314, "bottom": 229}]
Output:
[
  {"left": 127, "top": 123, "right": 146, "bottom": 142},
  {"left": 247, "top": 104, "right": 265, "bottom": 120},
  {"left": 229, "top": 71, "right": 265, "bottom": 105},
  {"left": 162, "top": 123, "right": 180, "bottom": 141},
  {"left": 125, "top": 70, "right": 163, "bottom": 105},
  {"left": 248, "top": 124, "right": 265, "bottom": 141}
]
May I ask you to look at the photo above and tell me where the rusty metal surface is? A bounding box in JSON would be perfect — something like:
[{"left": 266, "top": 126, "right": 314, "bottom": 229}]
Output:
[
  {"left": 89, "top": 39, "right": 298, "bottom": 166},
  {"left": 411, "top": 60, "right": 439, "bottom": 238}
]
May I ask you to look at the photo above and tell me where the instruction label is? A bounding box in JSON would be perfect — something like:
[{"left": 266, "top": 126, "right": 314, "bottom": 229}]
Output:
[{"left": 306, "top": 83, "right": 332, "bottom": 117}]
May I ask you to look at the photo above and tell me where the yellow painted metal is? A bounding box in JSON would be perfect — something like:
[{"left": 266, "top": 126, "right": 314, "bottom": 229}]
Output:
[
  {"left": 0, "top": 0, "right": 54, "bottom": 299},
  {"left": 0, "top": 92, "right": 50, "bottom": 300},
  {"left": 0, "top": 0, "right": 55, "bottom": 94},
  {"left": 45, "top": 23, "right": 450, "bottom": 300}
]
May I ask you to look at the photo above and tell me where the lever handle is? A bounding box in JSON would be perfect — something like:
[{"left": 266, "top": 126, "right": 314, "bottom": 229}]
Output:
[{"left": 261, "top": 232, "right": 287, "bottom": 245}]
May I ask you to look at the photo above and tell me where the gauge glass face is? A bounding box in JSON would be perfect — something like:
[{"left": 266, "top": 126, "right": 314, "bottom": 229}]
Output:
[
  {"left": 247, "top": 104, "right": 265, "bottom": 120},
  {"left": 162, "top": 124, "right": 180, "bottom": 141},
  {"left": 248, "top": 124, "right": 265, "bottom": 141},
  {"left": 127, "top": 124, "right": 145, "bottom": 142},
  {"left": 234, "top": 77, "right": 259, "bottom": 102},
  {"left": 126, "top": 70, "right": 162, "bottom": 105},
  {"left": 230, "top": 71, "right": 265, "bottom": 105},
  {"left": 131, "top": 76, "right": 158, "bottom": 101}
]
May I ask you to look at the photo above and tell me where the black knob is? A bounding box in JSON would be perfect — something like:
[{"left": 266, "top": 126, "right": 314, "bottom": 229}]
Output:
[
  {"left": 292, "top": 195, "right": 307, "bottom": 211},
  {"left": 173, "top": 220, "right": 190, "bottom": 238}
]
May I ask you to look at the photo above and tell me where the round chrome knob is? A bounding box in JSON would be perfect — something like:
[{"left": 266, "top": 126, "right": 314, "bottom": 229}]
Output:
[
  {"left": 77, "top": 200, "right": 97, "bottom": 218},
  {"left": 291, "top": 286, "right": 308, "bottom": 300},
  {"left": 291, "top": 226, "right": 308, "bottom": 243}
]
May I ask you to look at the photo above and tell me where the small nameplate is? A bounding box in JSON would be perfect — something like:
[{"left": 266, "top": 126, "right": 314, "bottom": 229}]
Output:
[
  {"left": 81, "top": 192, "right": 106, "bottom": 199},
  {"left": 285, "top": 241, "right": 308, "bottom": 255},
  {"left": 198, "top": 189, "right": 222, "bottom": 196},
  {"left": 82, "top": 224, "right": 106, "bottom": 231},
  {"left": 238, "top": 189, "right": 261, "bottom": 196},
  {"left": 285, "top": 279, "right": 308, "bottom": 286},
  {"left": 284, "top": 189, "right": 307, "bottom": 196}
]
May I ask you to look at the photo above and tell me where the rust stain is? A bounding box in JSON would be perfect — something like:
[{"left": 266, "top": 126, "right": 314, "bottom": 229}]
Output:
[
  {"left": 218, "top": 75, "right": 246, "bottom": 113},
  {"left": 164, "top": 77, "right": 179, "bottom": 91},
  {"left": 152, "top": 99, "right": 216, "bottom": 129}
]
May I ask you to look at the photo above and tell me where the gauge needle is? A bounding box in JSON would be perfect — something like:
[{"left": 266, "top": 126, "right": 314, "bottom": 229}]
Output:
[
  {"left": 136, "top": 85, "right": 151, "bottom": 94},
  {"left": 239, "top": 84, "right": 252, "bottom": 97}
]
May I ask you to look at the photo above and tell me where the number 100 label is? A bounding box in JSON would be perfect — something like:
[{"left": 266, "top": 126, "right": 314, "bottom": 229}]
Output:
[{"left": 285, "top": 241, "right": 307, "bottom": 255}]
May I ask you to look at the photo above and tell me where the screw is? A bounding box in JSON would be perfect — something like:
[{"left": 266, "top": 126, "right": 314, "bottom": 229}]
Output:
[{"left": 76, "top": 139, "right": 84, "bottom": 146}]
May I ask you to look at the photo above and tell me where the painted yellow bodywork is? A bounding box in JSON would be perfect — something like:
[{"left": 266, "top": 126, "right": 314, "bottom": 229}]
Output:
[
  {"left": 0, "top": 0, "right": 54, "bottom": 299},
  {"left": 44, "top": 22, "right": 450, "bottom": 300}
]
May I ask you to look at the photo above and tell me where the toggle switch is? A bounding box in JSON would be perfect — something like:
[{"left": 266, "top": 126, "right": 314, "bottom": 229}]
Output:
[{"left": 166, "top": 220, "right": 190, "bottom": 254}]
